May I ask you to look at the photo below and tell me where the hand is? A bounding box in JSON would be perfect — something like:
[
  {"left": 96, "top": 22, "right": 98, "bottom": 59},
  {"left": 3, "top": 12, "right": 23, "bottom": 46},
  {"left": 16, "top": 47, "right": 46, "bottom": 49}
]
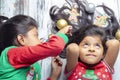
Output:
[
  {"left": 58, "top": 25, "right": 72, "bottom": 36},
  {"left": 106, "top": 39, "right": 119, "bottom": 47},
  {"left": 49, "top": 57, "right": 63, "bottom": 80}
]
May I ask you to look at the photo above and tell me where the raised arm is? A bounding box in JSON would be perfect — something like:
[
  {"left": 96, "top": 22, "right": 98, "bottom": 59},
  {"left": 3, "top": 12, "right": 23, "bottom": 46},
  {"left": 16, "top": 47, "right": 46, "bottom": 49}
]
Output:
[
  {"left": 66, "top": 43, "right": 80, "bottom": 72},
  {"left": 104, "top": 39, "right": 120, "bottom": 68},
  {"left": 7, "top": 25, "right": 72, "bottom": 69},
  {"left": 48, "top": 57, "right": 63, "bottom": 80}
]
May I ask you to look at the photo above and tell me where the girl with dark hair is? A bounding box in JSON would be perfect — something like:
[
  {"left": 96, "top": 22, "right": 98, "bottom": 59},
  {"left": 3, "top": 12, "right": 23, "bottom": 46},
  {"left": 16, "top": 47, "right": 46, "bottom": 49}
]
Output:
[
  {"left": 49, "top": 0, "right": 120, "bottom": 58},
  {"left": 0, "top": 14, "right": 72, "bottom": 80},
  {"left": 65, "top": 25, "right": 119, "bottom": 80},
  {"left": 49, "top": 0, "right": 120, "bottom": 80}
]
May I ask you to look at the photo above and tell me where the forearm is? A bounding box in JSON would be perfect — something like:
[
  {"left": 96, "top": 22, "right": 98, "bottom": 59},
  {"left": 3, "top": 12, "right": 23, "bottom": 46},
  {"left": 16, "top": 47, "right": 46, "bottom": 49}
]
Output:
[
  {"left": 47, "top": 71, "right": 59, "bottom": 80},
  {"left": 104, "top": 39, "right": 120, "bottom": 68},
  {"left": 66, "top": 43, "right": 79, "bottom": 72},
  {"left": 8, "top": 35, "right": 67, "bottom": 68}
]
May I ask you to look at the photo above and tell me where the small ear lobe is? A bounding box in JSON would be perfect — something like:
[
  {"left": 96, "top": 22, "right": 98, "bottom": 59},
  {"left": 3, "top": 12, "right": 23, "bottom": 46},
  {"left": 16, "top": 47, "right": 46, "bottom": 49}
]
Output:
[{"left": 17, "top": 34, "right": 25, "bottom": 46}]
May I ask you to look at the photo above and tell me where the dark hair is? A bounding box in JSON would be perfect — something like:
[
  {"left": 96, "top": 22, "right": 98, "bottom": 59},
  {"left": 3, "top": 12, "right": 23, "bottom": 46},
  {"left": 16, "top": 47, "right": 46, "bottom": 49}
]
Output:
[
  {"left": 50, "top": 1, "right": 119, "bottom": 58},
  {"left": 0, "top": 16, "right": 8, "bottom": 28},
  {"left": 49, "top": 3, "right": 92, "bottom": 33},
  {"left": 50, "top": 1, "right": 120, "bottom": 37},
  {"left": 0, "top": 16, "right": 8, "bottom": 22},
  {"left": 0, "top": 16, "right": 9, "bottom": 54},
  {"left": 96, "top": 5, "right": 120, "bottom": 38},
  {"left": 0, "top": 14, "right": 38, "bottom": 53},
  {"left": 69, "top": 24, "right": 107, "bottom": 54}
]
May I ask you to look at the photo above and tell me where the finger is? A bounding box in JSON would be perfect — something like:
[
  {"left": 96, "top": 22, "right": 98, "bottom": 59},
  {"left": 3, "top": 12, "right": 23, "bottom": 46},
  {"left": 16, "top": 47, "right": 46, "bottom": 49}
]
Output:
[
  {"left": 67, "top": 25, "right": 72, "bottom": 36},
  {"left": 68, "top": 30, "right": 72, "bottom": 36},
  {"left": 55, "top": 58, "right": 59, "bottom": 63},
  {"left": 56, "top": 58, "right": 63, "bottom": 66},
  {"left": 51, "top": 57, "right": 57, "bottom": 63},
  {"left": 58, "top": 61, "right": 63, "bottom": 66},
  {"left": 54, "top": 57, "right": 62, "bottom": 66}
]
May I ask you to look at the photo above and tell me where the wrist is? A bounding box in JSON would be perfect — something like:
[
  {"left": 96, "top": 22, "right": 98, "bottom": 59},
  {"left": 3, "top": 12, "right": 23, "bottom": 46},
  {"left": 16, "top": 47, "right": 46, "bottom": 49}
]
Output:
[
  {"left": 48, "top": 71, "right": 59, "bottom": 80},
  {"left": 48, "top": 77, "right": 58, "bottom": 80},
  {"left": 56, "top": 32, "right": 68, "bottom": 44}
]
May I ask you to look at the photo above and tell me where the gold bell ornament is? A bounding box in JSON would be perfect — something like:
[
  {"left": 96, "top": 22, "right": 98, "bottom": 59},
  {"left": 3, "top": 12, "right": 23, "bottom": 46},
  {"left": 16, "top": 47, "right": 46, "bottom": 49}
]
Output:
[
  {"left": 115, "top": 29, "right": 120, "bottom": 41},
  {"left": 56, "top": 19, "right": 68, "bottom": 29}
]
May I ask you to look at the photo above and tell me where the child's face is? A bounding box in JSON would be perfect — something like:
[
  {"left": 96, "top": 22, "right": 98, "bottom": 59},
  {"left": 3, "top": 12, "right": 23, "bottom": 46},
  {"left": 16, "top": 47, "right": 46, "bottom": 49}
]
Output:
[
  {"left": 21, "top": 27, "right": 42, "bottom": 46},
  {"left": 79, "top": 35, "right": 104, "bottom": 65}
]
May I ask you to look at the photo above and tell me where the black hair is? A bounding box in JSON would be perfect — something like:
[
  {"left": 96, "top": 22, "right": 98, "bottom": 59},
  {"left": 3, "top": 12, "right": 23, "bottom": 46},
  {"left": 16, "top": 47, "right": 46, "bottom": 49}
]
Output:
[
  {"left": 0, "top": 16, "right": 8, "bottom": 22},
  {"left": 49, "top": 1, "right": 119, "bottom": 58},
  {"left": 0, "top": 16, "right": 8, "bottom": 28},
  {"left": 49, "top": 3, "right": 92, "bottom": 34},
  {"left": 0, "top": 14, "right": 38, "bottom": 53},
  {"left": 0, "top": 16, "right": 9, "bottom": 54},
  {"left": 96, "top": 5, "right": 120, "bottom": 38},
  {"left": 69, "top": 24, "right": 107, "bottom": 55},
  {"left": 49, "top": 5, "right": 71, "bottom": 32},
  {"left": 50, "top": 1, "right": 120, "bottom": 37}
]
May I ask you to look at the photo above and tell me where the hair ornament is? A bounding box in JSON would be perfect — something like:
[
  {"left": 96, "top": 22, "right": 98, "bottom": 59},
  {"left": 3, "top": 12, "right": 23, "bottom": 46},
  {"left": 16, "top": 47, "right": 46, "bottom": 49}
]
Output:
[
  {"left": 68, "top": 5, "right": 80, "bottom": 23},
  {"left": 115, "top": 29, "right": 120, "bottom": 41},
  {"left": 56, "top": 19, "right": 68, "bottom": 29}
]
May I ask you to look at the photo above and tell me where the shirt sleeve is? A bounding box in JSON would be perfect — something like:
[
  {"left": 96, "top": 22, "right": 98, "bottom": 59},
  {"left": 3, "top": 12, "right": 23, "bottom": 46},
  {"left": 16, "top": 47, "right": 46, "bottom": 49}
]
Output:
[
  {"left": 7, "top": 35, "right": 68, "bottom": 69},
  {"left": 102, "top": 60, "right": 114, "bottom": 74},
  {"left": 56, "top": 32, "right": 68, "bottom": 44}
]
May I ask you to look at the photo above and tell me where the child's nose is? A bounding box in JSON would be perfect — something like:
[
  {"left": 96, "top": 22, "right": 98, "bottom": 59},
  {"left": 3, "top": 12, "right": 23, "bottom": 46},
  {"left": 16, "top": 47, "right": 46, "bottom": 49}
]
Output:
[{"left": 89, "top": 46, "right": 95, "bottom": 52}]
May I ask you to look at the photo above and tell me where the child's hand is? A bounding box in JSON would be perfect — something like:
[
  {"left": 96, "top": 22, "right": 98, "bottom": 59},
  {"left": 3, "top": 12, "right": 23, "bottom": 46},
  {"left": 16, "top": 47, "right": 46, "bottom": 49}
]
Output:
[
  {"left": 106, "top": 39, "right": 119, "bottom": 47},
  {"left": 104, "top": 38, "right": 119, "bottom": 68},
  {"left": 58, "top": 25, "right": 72, "bottom": 36},
  {"left": 49, "top": 57, "right": 63, "bottom": 80}
]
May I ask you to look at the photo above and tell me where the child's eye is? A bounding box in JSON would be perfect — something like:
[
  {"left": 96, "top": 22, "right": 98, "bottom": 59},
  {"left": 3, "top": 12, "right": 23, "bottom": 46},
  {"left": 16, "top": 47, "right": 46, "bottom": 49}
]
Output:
[
  {"left": 83, "top": 43, "right": 89, "bottom": 47},
  {"left": 95, "top": 44, "right": 101, "bottom": 49}
]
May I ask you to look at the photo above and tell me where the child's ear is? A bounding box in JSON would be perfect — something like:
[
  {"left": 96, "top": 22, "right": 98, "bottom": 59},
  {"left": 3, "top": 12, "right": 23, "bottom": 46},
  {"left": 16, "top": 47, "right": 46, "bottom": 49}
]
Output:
[{"left": 17, "top": 34, "right": 25, "bottom": 46}]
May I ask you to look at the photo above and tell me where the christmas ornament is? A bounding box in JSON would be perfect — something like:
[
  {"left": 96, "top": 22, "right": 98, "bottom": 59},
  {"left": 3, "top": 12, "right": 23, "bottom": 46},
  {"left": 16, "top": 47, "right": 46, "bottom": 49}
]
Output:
[
  {"left": 56, "top": 19, "right": 68, "bottom": 29},
  {"left": 115, "top": 29, "right": 120, "bottom": 41},
  {"left": 68, "top": 7, "right": 80, "bottom": 23}
]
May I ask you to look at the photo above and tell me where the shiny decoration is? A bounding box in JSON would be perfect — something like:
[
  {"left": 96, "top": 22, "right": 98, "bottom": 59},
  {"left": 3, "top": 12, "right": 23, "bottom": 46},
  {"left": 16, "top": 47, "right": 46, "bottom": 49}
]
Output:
[
  {"left": 85, "top": 3, "right": 95, "bottom": 13},
  {"left": 94, "top": 15, "right": 107, "bottom": 27},
  {"left": 56, "top": 19, "right": 68, "bottom": 29},
  {"left": 115, "top": 29, "right": 120, "bottom": 41},
  {"left": 68, "top": 7, "right": 80, "bottom": 23}
]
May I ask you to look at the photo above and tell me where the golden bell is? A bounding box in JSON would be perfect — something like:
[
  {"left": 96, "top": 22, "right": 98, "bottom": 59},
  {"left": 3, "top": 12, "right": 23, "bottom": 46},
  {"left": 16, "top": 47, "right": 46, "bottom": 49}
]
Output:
[
  {"left": 115, "top": 29, "right": 120, "bottom": 40},
  {"left": 56, "top": 19, "right": 68, "bottom": 29}
]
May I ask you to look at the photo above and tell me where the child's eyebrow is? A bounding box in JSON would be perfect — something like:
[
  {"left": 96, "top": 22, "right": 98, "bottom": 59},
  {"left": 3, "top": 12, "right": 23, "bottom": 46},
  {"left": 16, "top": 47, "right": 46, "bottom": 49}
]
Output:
[{"left": 80, "top": 41, "right": 88, "bottom": 45}]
